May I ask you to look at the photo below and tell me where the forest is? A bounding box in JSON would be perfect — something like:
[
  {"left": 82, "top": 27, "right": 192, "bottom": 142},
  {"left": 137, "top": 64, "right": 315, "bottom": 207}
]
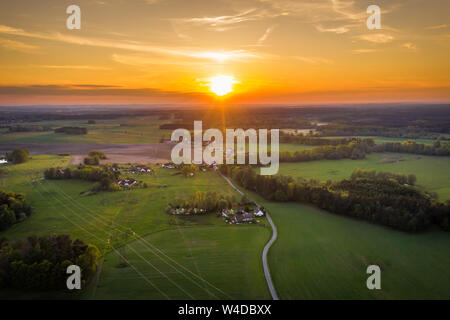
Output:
[
  {"left": 219, "top": 165, "right": 450, "bottom": 232},
  {"left": 0, "top": 235, "right": 99, "bottom": 290},
  {"left": 0, "top": 191, "right": 32, "bottom": 231}
]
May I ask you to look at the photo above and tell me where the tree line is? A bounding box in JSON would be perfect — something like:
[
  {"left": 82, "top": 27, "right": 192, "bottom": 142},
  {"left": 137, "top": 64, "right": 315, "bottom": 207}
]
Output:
[
  {"left": 44, "top": 165, "right": 120, "bottom": 191},
  {"left": 351, "top": 169, "right": 417, "bottom": 185},
  {"left": 280, "top": 134, "right": 376, "bottom": 147},
  {"left": 54, "top": 127, "right": 87, "bottom": 135},
  {"left": 373, "top": 140, "right": 450, "bottom": 156},
  {"left": 0, "top": 235, "right": 99, "bottom": 290},
  {"left": 0, "top": 191, "right": 32, "bottom": 231},
  {"left": 280, "top": 133, "right": 449, "bottom": 160},
  {"left": 280, "top": 141, "right": 371, "bottom": 162},
  {"left": 316, "top": 123, "right": 449, "bottom": 140},
  {"left": 167, "top": 191, "right": 236, "bottom": 215},
  {"left": 219, "top": 165, "right": 450, "bottom": 232}
]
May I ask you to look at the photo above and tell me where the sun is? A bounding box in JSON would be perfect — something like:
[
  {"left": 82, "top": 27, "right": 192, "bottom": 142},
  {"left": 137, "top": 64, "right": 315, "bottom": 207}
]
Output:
[{"left": 209, "top": 75, "right": 235, "bottom": 96}]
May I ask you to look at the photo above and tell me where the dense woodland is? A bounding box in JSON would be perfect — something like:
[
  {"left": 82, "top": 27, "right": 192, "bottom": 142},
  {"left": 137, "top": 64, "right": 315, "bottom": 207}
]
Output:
[
  {"left": 219, "top": 166, "right": 450, "bottom": 232},
  {"left": 0, "top": 191, "right": 32, "bottom": 231},
  {"left": 0, "top": 235, "right": 99, "bottom": 290}
]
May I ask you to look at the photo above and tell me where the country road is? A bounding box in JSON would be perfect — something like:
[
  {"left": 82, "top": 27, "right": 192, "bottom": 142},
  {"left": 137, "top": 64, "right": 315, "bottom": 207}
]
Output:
[{"left": 219, "top": 173, "right": 280, "bottom": 300}]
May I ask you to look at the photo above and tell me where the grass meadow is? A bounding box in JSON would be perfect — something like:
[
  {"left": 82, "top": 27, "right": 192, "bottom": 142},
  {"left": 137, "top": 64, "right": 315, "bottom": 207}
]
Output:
[
  {"left": 278, "top": 153, "right": 450, "bottom": 201},
  {"left": 251, "top": 198, "right": 450, "bottom": 300},
  {"left": 0, "top": 155, "right": 270, "bottom": 299}
]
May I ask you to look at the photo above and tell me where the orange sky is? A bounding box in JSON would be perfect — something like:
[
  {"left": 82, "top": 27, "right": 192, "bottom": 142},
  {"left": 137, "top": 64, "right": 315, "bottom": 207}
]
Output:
[{"left": 0, "top": 0, "right": 449, "bottom": 105}]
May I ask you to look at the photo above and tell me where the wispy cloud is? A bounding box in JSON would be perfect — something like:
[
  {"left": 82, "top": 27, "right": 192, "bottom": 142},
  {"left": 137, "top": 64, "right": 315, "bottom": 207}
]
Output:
[
  {"left": 179, "top": 9, "right": 260, "bottom": 27},
  {"left": 0, "top": 24, "right": 259, "bottom": 63},
  {"left": 0, "top": 38, "right": 38, "bottom": 53},
  {"left": 402, "top": 42, "right": 417, "bottom": 50},
  {"left": 39, "top": 65, "right": 111, "bottom": 70},
  {"left": 358, "top": 33, "right": 394, "bottom": 43},
  {"left": 315, "top": 25, "right": 350, "bottom": 34},
  {"left": 352, "top": 48, "right": 377, "bottom": 54},
  {"left": 293, "top": 56, "right": 333, "bottom": 65},
  {"left": 425, "top": 24, "right": 447, "bottom": 30},
  {"left": 257, "top": 25, "right": 276, "bottom": 45}
]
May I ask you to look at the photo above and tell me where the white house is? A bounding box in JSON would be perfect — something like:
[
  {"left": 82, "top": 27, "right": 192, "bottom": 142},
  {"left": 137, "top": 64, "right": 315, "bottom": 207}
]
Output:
[{"left": 254, "top": 210, "right": 264, "bottom": 217}]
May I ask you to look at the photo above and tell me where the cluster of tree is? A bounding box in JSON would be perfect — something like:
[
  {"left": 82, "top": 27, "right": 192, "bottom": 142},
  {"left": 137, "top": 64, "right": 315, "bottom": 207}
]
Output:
[
  {"left": 373, "top": 140, "right": 450, "bottom": 156},
  {"left": 167, "top": 191, "right": 237, "bottom": 215},
  {"left": 351, "top": 169, "right": 417, "bottom": 185},
  {"left": 179, "top": 164, "right": 199, "bottom": 177},
  {"left": 0, "top": 235, "right": 99, "bottom": 290},
  {"left": 44, "top": 165, "right": 119, "bottom": 191},
  {"left": 5, "top": 148, "right": 30, "bottom": 164},
  {"left": 54, "top": 127, "right": 87, "bottom": 135},
  {"left": 280, "top": 133, "right": 376, "bottom": 147},
  {"left": 220, "top": 166, "right": 450, "bottom": 232},
  {"left": 316, "top": 123, "right": 449, "bottom": 140},
  {"left": 88, "top": 150, "right": 107, "bottom": 159},
  {"left": 279, "top": 141, "right": 370, "bottom": 162},
  {"left": 7, "top": 125, "right": 51, "bottom": 132},
  {"left": 0, "top": 191, "right": 32, "bottom": 231},
  {"left": 83, "top": 150, "right": 107, "bottom": 165}
]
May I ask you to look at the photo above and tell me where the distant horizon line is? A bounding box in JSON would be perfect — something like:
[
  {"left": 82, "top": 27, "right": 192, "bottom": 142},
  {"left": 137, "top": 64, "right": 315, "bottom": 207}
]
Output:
[{"left": 0, "top": 101, "right": 449, "bottom": 109}]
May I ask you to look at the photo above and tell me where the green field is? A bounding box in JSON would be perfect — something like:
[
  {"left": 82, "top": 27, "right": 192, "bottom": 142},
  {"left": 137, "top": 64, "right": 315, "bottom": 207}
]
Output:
[
  {"left": 322, "top": 136, "right": 441, "bottom": 145},
  {"left": 0, "top": 116, "right": 173, "bottom": 144},
  {"left": 87, "top": 226, "right": 270, "bottom": 299},
  {"left": 254, "top": 199, "right": 450, "bottom": 299},
  {"left": 1, "top": 151, "right": 450, "bottom": 300},
  {"left": 279, "top": 153, "right": 450, "bottom": 201},
  {"left": 0, "top": 155, "right": 270, "bottom": 299}
]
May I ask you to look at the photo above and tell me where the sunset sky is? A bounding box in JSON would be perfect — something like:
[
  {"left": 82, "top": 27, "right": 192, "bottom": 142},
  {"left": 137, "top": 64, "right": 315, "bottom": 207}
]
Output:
[{"left": 0, "top": 0, "right": 449, "bottom": 105}]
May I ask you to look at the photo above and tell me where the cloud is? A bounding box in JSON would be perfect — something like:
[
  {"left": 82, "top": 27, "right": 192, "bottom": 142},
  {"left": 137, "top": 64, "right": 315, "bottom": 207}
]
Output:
[
  {"left": 425, "top": 24, "right": 447, "bottom": 30},
  {"left": 0, "top": 38, "right": 38, "bottom": 53},
  {"left": 0, "top": 24, "right": 259, "bottom": 63},
  {"left": 39, "top": 65, "right": 110, "bottom": 70},
  {"left": 293, "top": 56, "right": 333, "bottom": 65},
  {"left": 257, "top": 25, "right": 276, "bottom": 45},
  {"left": 0, "top": 84, "right": 203, "bottom": 99},
  {"left": 315, "top": 25, "right": 350, "bottom": 34},
  {"left": 179, "top": 9, "right": 260, "bottom": 27},
  {"left": 402, "top": 42, "right": 417, "bottom": 50},
  {"left": 358, "top": 33, "right": 394, "bottom": 43},
  {"left": 352, "top": 48, "right": 377, "bottom": 54}
]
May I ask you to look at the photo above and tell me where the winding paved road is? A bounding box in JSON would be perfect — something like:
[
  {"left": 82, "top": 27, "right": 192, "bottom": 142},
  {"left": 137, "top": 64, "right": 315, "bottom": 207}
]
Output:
[{"left": 219, "top": 173, "right": 280, "bottom": 300}]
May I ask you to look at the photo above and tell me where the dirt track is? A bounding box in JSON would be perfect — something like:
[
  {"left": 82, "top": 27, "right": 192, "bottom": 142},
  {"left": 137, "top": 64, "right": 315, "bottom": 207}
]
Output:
[{"left": 0, "top": 142, "right": 172, "bottom": 164}]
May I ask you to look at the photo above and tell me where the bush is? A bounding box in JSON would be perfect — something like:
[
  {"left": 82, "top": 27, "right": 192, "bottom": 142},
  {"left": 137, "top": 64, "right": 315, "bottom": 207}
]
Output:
[
  {"left": 6, "top": 148, "right": 29, "bottom": 164},
  {"left": 0, "top": 190, "right": 32, "bottom": 231},
  {"left": 88, "top": 150, "right": 107, "bottom": 159},
  {"left": 84, "top": 156, "right": 100, "bottom": 165}
]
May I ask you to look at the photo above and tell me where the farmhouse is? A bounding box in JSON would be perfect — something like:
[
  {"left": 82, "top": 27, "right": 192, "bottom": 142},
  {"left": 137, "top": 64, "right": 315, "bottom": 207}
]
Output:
[
  {"left": 117, "top": 178, "right": 137, "bottom": 188},
  {"left": 131, "top": 165, "right": 152, "bottom": 173}
]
